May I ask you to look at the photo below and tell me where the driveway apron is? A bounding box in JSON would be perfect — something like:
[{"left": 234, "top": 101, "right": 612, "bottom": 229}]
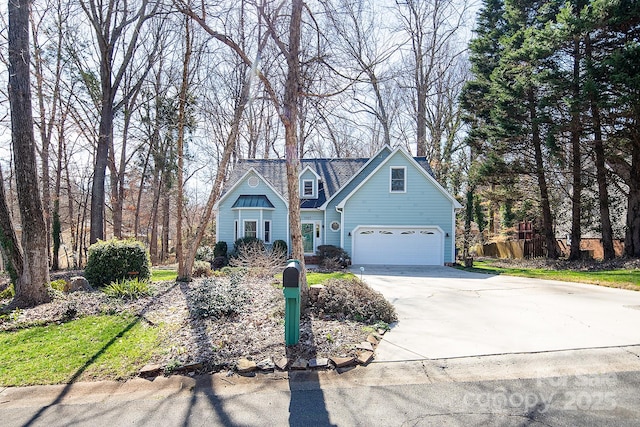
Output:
[{"left": 354, "top": 265, "right": 640, "bottom": 361}]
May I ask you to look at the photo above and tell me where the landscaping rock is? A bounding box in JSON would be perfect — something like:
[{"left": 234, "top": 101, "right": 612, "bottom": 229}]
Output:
[
  {"left": 275, "top": 357, "right": 290, "bottom": 371},
  {"left": 356, "top": 341, "right": 374, "bottom": 351},
  {"left": 377, "top": 329, "right": 386, "bottom": 336},
  {"left": 308, "top": 357, "right": 329, "bottom": 368},
  {"left": 330, "top": 356, "right": 355, "bottom": 368},
  {"left": 237, "top": 358, "right": 257, "bottom": 373},
  {"left": 68, "top": 276, "right": 92, "bottom": 292},
  {"left": 357, "top": 350, "right": 374, "bottom": 365},
  {"left": 180, "top": 362, "right": 203, "bottom": 372},
  {"left": 291, "top": 358, "right": 308, "bottom": 370},
  {"left": 139, "top": 364, "right": 162, "bottom": 376},
  {"left": 366, "top": 334, "right": 379, "bottom": 345},
  {"left": 257, "top": 358, "right": 275, "bottom": 371}
]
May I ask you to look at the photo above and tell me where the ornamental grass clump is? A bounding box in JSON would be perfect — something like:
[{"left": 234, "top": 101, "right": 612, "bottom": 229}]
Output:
[
  {"left": 315, "top": 277, "right": 397, "bottom": 324},
  {"left": 103, "top": 278, "right": 152, "bottom": 300}
]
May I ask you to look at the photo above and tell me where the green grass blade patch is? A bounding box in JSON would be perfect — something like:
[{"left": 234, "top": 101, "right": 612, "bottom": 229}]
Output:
[
  {"left": 0, "top": 315, "right": 161, "bottom": 386},
  {"left": 306, "top": 271, "right": 354, "bottom": 286}
]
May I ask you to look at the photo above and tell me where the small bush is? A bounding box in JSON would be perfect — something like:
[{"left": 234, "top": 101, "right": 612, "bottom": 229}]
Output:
[
  {"left": 196, "top": 246, "right": 216, "bottom": 263},
  {"left": 232, "top": 237, "right": 263, "bottom": 255},
  {"left": 50, "top": 279, "right": 68, "bottom": 292},
  {"left": 315, "top": 277, "right": 397, "bottom": 324},
  {"left": 192, "top": 260, "right": 213, "bottom": 277},
  {"left": 103, "top": 277, "right": 152, "bottom": 300},
  {"left": 211, "top": 256, "right": 228, "bottom": 270},
  {"left": 0, "top": 283, "right": 15, "bottom": 300},
  {"left": 230, "top": 240, "right": 286, "bottom": 277},
  {"left": 317, "top": 245, "right": 351, "bottom": 269},
  {"left": 214, "top": 241, "right": 228, "bottom": 258},
  {"left": 272, "top": 240, "right": 287, "bottom": 256},
  {"left": 188, "top": 276, "right": 248, "bottom": 319},
  {"left": 85, "top": 239, "right": 151, "bottom": 288},
  {"left": 220, "top": 266, "right": 248, "bottom": 276}
]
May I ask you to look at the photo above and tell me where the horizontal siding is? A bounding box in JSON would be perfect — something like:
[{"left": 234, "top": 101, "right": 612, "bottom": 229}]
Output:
[
  {"left": 323, "top": 147, "right": 391, "bottom": 251},
  {"left": 343, "top": 152, "right": 455, "bottom": 263},
  {"left": 324, "top": 208, "right": 342, "bottom": 248},
  {"left": 217, "top": 171, "right": 288, "bottom": 247}
]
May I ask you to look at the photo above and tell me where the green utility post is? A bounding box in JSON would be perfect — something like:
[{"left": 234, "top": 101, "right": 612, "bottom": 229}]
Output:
[{"left": 282, "top": 260, "right": 301, "bottom": 346}]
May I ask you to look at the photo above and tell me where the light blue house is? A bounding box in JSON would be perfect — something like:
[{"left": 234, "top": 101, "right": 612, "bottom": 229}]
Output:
[{"left": 215, "top": 146, "right": 462, "bottom": 265}]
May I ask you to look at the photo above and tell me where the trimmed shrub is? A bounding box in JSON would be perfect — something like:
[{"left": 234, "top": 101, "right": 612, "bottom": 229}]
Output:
[
  {"left": 103, "top": 277, "right": 152, "bottom": 300},
  {"left": 192, "top": 260, "right": 213, "bottom": 277},
  {"left": 188, "top": 275, "right": 248, "bottom": 319},
  {"left": 315, "top": 277, "right": 397, "bottom": 324},
  {"left": 84, "top": 239, "right": 151, "bottom": 288},
  {"left": 214, "top": 241, "right": 228, "bottom": 258},
  {"left": 272, "top": 240, "right": 287, "bottom": 256},
  {"left": 211, "top": 256, "right": 228, "bottom": 270},
  {"left": 317, "top": 245, "right": 351, "bottom": 269}
]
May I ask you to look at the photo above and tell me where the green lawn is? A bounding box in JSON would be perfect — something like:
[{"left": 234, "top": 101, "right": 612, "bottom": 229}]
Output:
[
  {"left": 306, "top": 271, "right": 354, "bottom": 285},
  {"left": 461, "top": 259, "right": 640, "bottom": 289},
  {"left": 151, "top": 268, "right": 177, "bottom": 282},
  {"left": 0, "top": 315, "right": 162, "bottom": 386}
]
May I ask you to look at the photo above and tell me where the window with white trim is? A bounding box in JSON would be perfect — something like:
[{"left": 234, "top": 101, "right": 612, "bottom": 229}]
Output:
[
  {"left": 264, "top": 220, "right": 271, "bottom": 243},
  {"left": 302, "top": 179, "right": 314, "bottom": 197},
  {"left": 244, "top": 220, "right": 257, "bottom": 238},
  {"left": 390, "top": 167, "right": 406, "bottom": 192}
]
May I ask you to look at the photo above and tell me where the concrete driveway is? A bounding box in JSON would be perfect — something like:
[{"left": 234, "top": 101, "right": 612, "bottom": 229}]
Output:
[{"left": 355, "top": 265, "right": 640, "bottom": 361}]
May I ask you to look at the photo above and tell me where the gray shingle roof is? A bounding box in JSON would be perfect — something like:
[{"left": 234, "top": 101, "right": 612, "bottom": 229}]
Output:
[{"left": 222, "top": 156, "right": 434, "bottom": 206}]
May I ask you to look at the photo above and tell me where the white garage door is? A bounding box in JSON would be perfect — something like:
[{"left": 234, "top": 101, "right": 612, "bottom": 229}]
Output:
[{"left": 352, "top": 226, "right": 443, "bottom": 265}]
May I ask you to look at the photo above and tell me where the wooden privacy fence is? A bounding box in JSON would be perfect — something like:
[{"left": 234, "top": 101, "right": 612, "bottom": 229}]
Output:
[{"left": 474, "top": 238, "right": 625, "bottom": 260}]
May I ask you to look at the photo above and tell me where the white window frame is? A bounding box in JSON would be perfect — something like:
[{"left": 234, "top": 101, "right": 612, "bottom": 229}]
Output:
[
  {"left": 243, "top": 220, "right": 257, "bottom": 238},
  {"left": 264, "top": 220, "right": 271, "bottom": 243},
  {"left": 390, "top": 166, "right": 406, "bottom": 193},
  {"left": 302, "top": 179, "right": 315, "bottom": 198}
]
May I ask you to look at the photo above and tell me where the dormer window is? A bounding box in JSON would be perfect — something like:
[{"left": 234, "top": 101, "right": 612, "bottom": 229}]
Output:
[{"left": 302, "top": 179, "right": 315, "bottom": 198}]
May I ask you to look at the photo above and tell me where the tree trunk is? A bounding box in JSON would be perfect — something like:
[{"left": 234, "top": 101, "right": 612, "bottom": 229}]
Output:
[
  {"left": 8, "top": 0, "right": 51, "bottom": 305},
  {"left": 161, "top": 187, "right": 170, "bottom": 262},
  {"left": 529, "top": 89, "right": 557, "bottom": 259},
  {"left": 586, "top": 34, "right": 615, "bottom": 260},
  {"left": 283, "top": 0, "right": 308, "bottom": 306},
  {"left": 568, "top": 34, "right": 582, "bottom": 261},
  {"left": 176, "top": 17, "right": 192, "bottom": 280},
  {"left": 180, "top": 69, "right": 252, "bottom": 280},
  {"left": 90, "top": 98, "right": 113, "bottom": 243},
  {"left": 625, "top": 143, "right": 640, "bottom": 258},
  {"left": 148, "top": 170, "right": 162, "bottom": 264},
  {"left": 0, "top": 166, "right": 23, "bottom": 284}
]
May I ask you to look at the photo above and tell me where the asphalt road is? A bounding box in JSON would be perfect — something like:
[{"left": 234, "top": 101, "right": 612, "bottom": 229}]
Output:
[
  {"left": 2, "top": 347, "right": 640, "bottom": 426},
  {"left": 4, "top": 267, "right": 640, "bottom": 426}
]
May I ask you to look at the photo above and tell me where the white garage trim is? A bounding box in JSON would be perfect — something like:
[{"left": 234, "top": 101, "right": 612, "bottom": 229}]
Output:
[{"left": 351, "top": 225, "right": 444, "bottom": 266}]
